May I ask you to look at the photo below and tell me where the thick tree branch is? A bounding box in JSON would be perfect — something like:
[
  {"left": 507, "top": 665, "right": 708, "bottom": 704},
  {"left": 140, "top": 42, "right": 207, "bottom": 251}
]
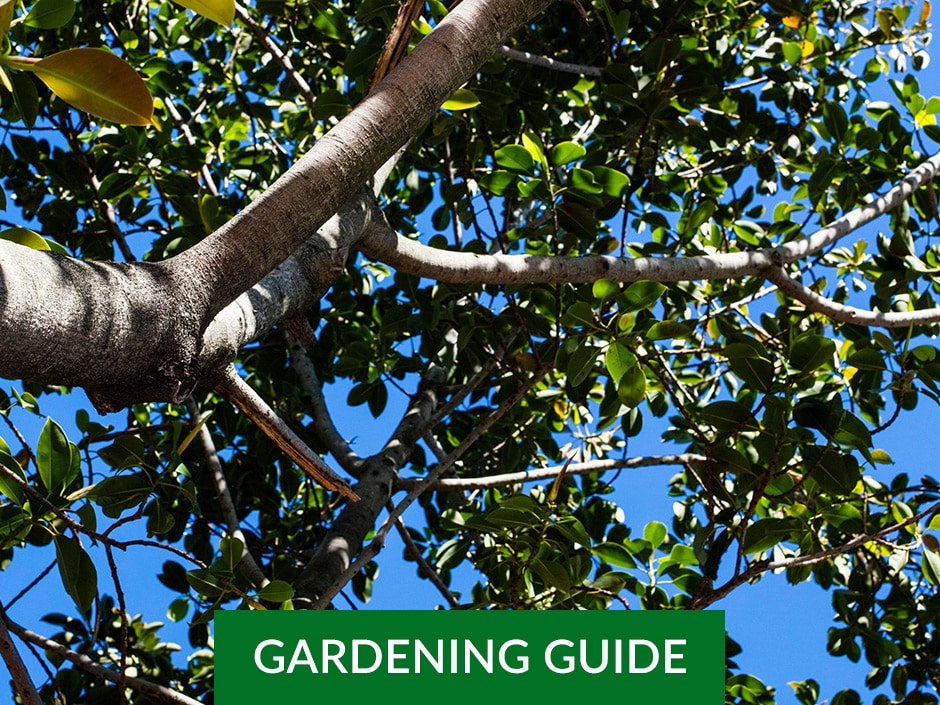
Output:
[
  {"left": 0, "top": 0, "right": 554, "bottom": 410},
  {"left": 174, "top": 0, "right": 556, "bottom": 310},
  {"left": 359, "top": 149, "right": 940, "bottom": 284},
  {"left": 309, "top": 363, "right": 552, "bottom": 608},
  {"left": 0, "top": 603, "right": 41, "bottom": 705},
  {"left": 5, "top": 619, "right": 201, "bottom": 705},
  {"left": 394, "top": 454, "right": 706, "bottom": 491},
  {"left": 293, "top": 366, "right": 447, "bottom": 606}
]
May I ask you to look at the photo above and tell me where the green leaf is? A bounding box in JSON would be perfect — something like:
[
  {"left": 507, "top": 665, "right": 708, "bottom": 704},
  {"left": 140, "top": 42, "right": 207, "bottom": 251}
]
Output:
[
  {"left": 89, "top": 473, "right": 153, "bottom": 517},
  {"left": 0, "top": 227, "right": 49, "bottom": 251},
  {"left": 186, "top": 568, "right": 227, "bottom": 599},
  {"left": 806, "top": 447, "right": 859, "bottom": 495},
  {"left": 644, "top": 521, "right": 667, "bottom": 548},
  {"left": 0, "top": 450, "right": 26, "bottom": 505},
  {"left": 532, "top": 559, "right": 570, "bottom": 591},
  {"left": 54, "top": 536, "right": 97, "bottom": 614},
  {"left": 10, "top": 71, "right": 38, "bottom": 129},
  {"left": 617, "top": 365, "right": 646, "bottom": 408},
  {"left": 257, "top": 580, "right": 295, "bottom": 603},
  {"left": 552, "top": 516, "right": 592, "bottom": 547},
  {"left": 790, "top": 333, "right": 836, "bottom": 372},
  {"left": 570, "top": 167, "right": 604, "bottom": 195},
  {"left": 701, "top": 401, "right": 759, "bottom": 432},
  {"left": 24, "top": 49, "right": 154, "bottom": 125},
  {"left": 172, "top": 0, "right": 234, "bottom": 24},
  {"left": 743, "top": 518, "right": 800, "bottom": 554},
  {"left": 494, "top": 145, "right": 534, "bottom": 173},
  {"left": 926, "top": 549, "right": 940, "bottom": 585},
  {"left": 622, "top": 281, "right": 666, "bottom": 312},
  {"left": 567, "top": 342, "right": 598, "bottom": 386},
  {"left": 591, "top": 542, "right": 637, "bottom": 568},
  {"left": 645, "top": 320, "right": 692, "bottom": 340},
  {"left": 551, "top": 141, "right": 586, "bottom": 165},
  {"left": 36, "top": 418, "right": 73, "bottom": 495},
  {"left": 219, "top": 536, "right": 244, "bottom": 571},
  {"left": 167, "top": 597, "right": 190, "bottom": 622},
  {"left": 442, "top": 88, "right": 480, "bottom": 111},
  {"left": 589, "top": 166, "right": 630, "bottom": 197},
  {"left": 592, "top": 278, "right": 618, "bottom": 303},
  {"left": 0, "top": 0, "right": 13, "bottom": 35},
  {"left": 24, "top": 0, "right": 75, "bottom": 29},
  {"left": 605, "top": 342, "right": 637, "bottom": 383}
]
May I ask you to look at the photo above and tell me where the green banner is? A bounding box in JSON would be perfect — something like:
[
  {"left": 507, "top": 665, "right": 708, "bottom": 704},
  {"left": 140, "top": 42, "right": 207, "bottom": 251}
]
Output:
[{"left": 216, "top": 610, "right": 724, "bottom": 703}]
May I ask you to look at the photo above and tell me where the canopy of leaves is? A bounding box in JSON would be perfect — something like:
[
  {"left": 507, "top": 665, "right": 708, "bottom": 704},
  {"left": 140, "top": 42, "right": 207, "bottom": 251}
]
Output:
[{"left": 0, "top": 0, "right": 939, "bottom": 704}]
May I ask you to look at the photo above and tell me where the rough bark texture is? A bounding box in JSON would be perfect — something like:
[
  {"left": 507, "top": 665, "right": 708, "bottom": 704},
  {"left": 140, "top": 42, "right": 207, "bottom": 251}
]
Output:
[
  {"left": 0, "top": 0, "right": 555, "bottom": 410},
  {"left": 293, "top": 368, "right": 445, "bottom": 606}
]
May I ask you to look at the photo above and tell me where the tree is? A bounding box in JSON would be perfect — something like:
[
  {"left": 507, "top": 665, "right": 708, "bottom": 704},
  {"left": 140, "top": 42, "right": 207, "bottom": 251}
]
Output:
[{"left": 0, "top": 0, "right": 939, "bottom": 702}]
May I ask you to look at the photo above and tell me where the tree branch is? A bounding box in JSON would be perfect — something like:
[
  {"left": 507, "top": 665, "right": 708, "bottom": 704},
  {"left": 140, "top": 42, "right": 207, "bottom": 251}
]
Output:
[
  {"left": 394, "top": 454, "right": 706, "bottom": 491},
  {"left": 309, "top": 363, "right": 552, "bottom": 608},
  {"left": 764, "top": 266, "right": 940, "bottom": 327},
  {"left": 293, "top": 366, "right": 448, "bottom": 606},
  {"left": 358, "top": 149, "right": 940, "bottom": 284},
  {"left": 497, "top": 45, "right": 603, "bottom": 77},
  {"left": 214, "top": 365, "right": 358, "bottom": 500},
  {"left": 5, "top": 619, "right": 201, "bottom": 705},
  {"left": 185, "top": 398, "right": 268, "bottom": 588},
  {"left": 285, "top": 323, "right": 364, "bottom": 477},
  {"left": 0, "top": 603, "right": 41, "bottom": 705}
]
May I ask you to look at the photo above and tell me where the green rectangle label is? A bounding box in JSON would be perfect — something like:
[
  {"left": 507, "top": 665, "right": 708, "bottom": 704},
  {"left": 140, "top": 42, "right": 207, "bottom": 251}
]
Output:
[{"left": 216, "top": 610, "right": 724, "bottom": 703}]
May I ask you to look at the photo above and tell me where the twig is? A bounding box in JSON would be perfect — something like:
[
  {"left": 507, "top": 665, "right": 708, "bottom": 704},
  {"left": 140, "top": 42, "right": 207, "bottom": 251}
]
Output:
[
  {"left": 6, "top": 618, "right": 201, "bottom": 705},
  {"left": 285, "top": 324, "right": 364, "bottom": 476},
  {"left": 497, "top": 45, "right": 602, "bottom": 77},
  {"left": 214, "top": 365, "right": 358, "bottom": 500},
  {"left": 235, "top": 4, "right": 316, "bottom": 111},
  {"left": 394, "top": 454, "right": 706, "bottom": 491},
  {"left": 388, "top": 502, "right": 460, "bottom": 608}
]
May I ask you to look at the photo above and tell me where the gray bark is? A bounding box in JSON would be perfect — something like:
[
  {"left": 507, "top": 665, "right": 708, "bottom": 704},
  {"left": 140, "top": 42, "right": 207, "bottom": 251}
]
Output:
[{"left": 0, "top": 0, "right": 555, "bottom": 411}]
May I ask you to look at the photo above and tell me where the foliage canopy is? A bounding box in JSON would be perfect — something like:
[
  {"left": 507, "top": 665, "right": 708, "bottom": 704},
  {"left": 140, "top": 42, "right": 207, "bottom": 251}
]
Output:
[{"left": 0, "top": 0, "right": 939, "bottom": 703}]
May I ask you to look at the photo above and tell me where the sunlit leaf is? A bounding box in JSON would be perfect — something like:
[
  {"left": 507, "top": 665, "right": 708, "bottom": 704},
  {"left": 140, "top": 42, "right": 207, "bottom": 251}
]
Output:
[
  {"left": 25, "top": 49, "right": 153, "bottom": 125},
  {"left": 172, "top": 0, "right": 234, "bottom": 25},
  {"left": 442, "top": 88, "right": 480, "bottom": 111}
]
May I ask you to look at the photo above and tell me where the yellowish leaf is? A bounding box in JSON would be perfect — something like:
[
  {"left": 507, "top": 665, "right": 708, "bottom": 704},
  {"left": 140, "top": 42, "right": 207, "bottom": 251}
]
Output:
[
  {"left": 0, "top": 0, "right": 14, "bottom": 35},
  {"left": 30, "top": 48, "right": 153, "bottom": 125},
  {"left": 172, "top": 0, "right": 235, "bottom": 25},
  {"left": 919, "top": 0, "right": 931, "bottom": 25},
  {"left": 801, "top": 40, "right": 814, "bottom": 58},
  {"left": 0, "top": 227, "right": 50, "bottom": 251},
  {"left": 782, "top": 14, "right": 802, "bottom": 28},
  {"left": 442, "top": 87, "right": 480, "bottom": 111}
]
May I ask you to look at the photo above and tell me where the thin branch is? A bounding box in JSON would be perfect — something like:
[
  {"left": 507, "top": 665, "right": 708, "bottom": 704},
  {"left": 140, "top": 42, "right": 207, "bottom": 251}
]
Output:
[
  {"left": 285, "top": 323, "right": 364, "bottom": 476},
  {"left": 359, "top": 149, "right": 940, "bottom": 284},
  {"left": 311, "top": 363, "right": 552, "bottom": 608},
  {"left": 5, "top": 619, "right": 201, "bottom": 705},
  {"left": 694, "top": 498, "right": 940, "bottom": 608},
  {"left": 185, "top": 398, "right": 268, "bottom": 588},
  {"left": 765, "top": 266, "right": 940, "bottom": 327},
  {"left": 0, "top": 603, "right": 41, "bottom": 705},
  {"left": 389, "top": 502, "right": 460, "bottom": 608},
  {"left": 394, "top": 454, "right": 706, "bottom": 491},
  {"left": 214, "top": 365, "right": 358, "bottom": 500},
  {"left": 235, "top": 4, "right": 317, "bottom": 111},
  {"left": 497, "top": 45, "right": 603, "bottom": 77}
]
